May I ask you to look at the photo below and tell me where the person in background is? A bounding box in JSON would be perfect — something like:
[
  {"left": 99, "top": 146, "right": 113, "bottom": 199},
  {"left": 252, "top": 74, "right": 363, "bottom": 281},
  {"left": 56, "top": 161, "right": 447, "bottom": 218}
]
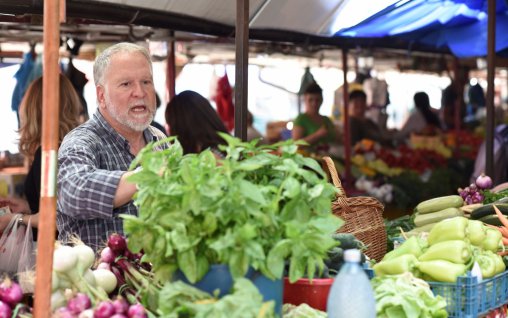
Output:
[
  {"left": 349, "top": 90, "right": 392, "bottom": 147},
  {"left": 246, "top": 111, "right": 264, "bottom": 143},
  {"left": 165, "top": 90, "right": 229, "bottom": 155},
  {"left": 395, "top": 92, "right": 443, "bottom": 140},
  {"left": 0, "top": 74, "right": 82, "bottom": 233},
  {"left": 292, "top": 82, "right": 338, "bottom": 153},
  {"left": 56, "top": 42, "right": 169, "bottom": 251},
  {"left": 150, "top": 92, "right": 167, "bottom": 135}
]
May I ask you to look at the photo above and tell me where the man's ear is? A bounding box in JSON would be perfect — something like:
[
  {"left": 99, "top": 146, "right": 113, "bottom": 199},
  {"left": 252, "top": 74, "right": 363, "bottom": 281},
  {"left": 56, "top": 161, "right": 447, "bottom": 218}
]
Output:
[{"left": 96, "top": 85, "right": 105, "bottom": 109}]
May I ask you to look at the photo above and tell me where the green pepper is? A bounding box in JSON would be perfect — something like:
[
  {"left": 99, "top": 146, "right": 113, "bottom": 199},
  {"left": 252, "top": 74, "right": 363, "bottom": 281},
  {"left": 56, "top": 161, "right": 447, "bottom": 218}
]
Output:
[
  {"left": 418, "top": 240, "right": 471, "bottom": 264},
  {"left": 417, "top": 260, "right": 467, "bottom": 282},
  {"left": 483, "top": 228, "right": 502, "bottom": 252},
  {"left": 475, "top": 253, "right": 497, "bottom": 278},
  {"left": 467, "top": 220, "right": 487, "bottom": 246},
  {"left": 427, "top": 217, "right": 468, "bottom": 245},
  {"left": 493, "top": 253, "right": 506, "bottom": 274},
  {"left": 382, "top": 236, "right": 427, "bottom": 261},
  {"left": 373, "top": 254, "right": 418, "bottom": 276}
]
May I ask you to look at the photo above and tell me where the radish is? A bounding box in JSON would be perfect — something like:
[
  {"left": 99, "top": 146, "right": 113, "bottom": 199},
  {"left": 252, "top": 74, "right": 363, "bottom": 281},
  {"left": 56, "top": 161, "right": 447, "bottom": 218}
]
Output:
[
  {"left": 107, "top": 234, "right": 127, "bottom": 255},
  {"left": 53, "top": 245, "right": 79, "bottom": 274},
  {"left": 0, "top": 278, "right": 23, "bottom": 306},
  {"left": 94, "top": 301, "right": 115, "bottom": 318},
  {"left": 100, "top": 247, "right": 116, "bottom": 264},
  {"left": 78, "top": 309, "right": 94, "bottom": 318},
  {"left": 127, "top": 304, "right": 147, "bottom": 318},
  {"left": 110, "top": 315, "right": 127, "bottom": 318},
  {"left": 67, "top": 293, "right": 91, "bottom": 314},
  {"left": 0, "top": 301, "right": 11, "bottom": 318},
  {"left": 93, "top": 269, "right": 118, "bottom": 294},
  {"left": 73, "top": 244, "right": 96, "bottom": 274}
]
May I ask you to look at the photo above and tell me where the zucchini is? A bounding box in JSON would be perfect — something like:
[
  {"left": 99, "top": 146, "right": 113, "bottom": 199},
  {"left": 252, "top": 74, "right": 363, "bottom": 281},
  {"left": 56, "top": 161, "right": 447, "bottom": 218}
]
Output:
[
  {"left": 479, "top": 215, "right": 503, "bottom": 226},
  {"left": 415, "top": 195, "right": 464, "bottom": 214},
  {"left": 470, "top": 203, "right": 508, "bottom": 220},
  {"left": 414, "top": 208, "right": 463, "bottom": 227},
  {"left": 405, "top": 222, "right": 437, "bottom": 237}
]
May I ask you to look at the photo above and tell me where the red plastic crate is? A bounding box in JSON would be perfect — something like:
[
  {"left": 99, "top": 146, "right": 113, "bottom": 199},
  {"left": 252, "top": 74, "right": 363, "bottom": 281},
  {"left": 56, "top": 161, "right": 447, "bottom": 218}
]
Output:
[{"left": 283, "top": 277, "right": 334, "bottom": 311}]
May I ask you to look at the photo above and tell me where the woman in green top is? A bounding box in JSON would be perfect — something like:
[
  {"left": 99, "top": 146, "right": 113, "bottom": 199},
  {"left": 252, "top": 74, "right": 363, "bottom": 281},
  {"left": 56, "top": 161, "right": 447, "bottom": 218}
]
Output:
[{"left": 292, "top": 82, "right": 337, "bottom": 153}]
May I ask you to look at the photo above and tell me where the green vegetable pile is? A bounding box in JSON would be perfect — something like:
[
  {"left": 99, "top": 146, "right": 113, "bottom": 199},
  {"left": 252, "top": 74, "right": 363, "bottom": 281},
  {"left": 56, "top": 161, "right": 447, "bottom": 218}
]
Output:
[
  {"left": 282, "top": 303, "right": 326, "bottom": 318},
  {"left": 372, "top": 273, "right": 448, "bottom": 318},
  {"left": 123, "top": 135, "right": 343, "bottom": 284}
]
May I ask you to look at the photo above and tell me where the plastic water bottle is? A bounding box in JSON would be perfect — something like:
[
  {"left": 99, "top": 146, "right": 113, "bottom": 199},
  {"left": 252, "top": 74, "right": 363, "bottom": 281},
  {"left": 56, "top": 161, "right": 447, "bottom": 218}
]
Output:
[{"left": 327, "top": 249, "right": 376, "bottom": 318}]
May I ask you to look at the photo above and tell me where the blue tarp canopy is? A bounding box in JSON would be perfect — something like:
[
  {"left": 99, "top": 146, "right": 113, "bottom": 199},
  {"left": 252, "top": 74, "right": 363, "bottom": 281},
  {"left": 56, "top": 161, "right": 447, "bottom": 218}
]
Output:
[{"left": 337, "top": 0, "right": 508, "bottom": 58}]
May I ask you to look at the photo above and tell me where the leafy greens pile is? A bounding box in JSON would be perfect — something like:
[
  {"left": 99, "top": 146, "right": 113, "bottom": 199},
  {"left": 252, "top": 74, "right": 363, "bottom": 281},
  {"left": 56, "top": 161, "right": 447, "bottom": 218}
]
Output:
[
  {"left": 123, "top": 135, "right": 342, "bottom": 284},
  {"left": 372, "top": 272, "right": 448, "bottom": 318}
]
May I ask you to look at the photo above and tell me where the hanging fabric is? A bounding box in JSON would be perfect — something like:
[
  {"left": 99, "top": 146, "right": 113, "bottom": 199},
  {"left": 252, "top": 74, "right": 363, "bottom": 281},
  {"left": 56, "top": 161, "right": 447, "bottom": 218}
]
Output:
[{"left": 214, "top": 73, "right": 235, "bottom": 131}]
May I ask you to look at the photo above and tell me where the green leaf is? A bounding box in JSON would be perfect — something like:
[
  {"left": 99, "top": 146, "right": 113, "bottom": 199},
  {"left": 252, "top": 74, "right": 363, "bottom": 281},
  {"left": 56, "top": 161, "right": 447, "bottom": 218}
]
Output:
[
  {"left": 288, "top": 256, "right": 305, "bottom": 283},
  {"left": 238, "top": 179, "right": 266, "bottom": 205},
  {"left": 229, "top": 250, "right": 249, "bottom": 279},
  {"left": 177, "top": 249, "right": 198, "bottom": 283},
  {"left": 266, "top": 240, "right": 291, "bottom": 279},
  {"left": 283, "top": 177, "right": 301, "bottom": 198},
  {"left": 308, "top": 184, "right": 324, "bottom": 198}
]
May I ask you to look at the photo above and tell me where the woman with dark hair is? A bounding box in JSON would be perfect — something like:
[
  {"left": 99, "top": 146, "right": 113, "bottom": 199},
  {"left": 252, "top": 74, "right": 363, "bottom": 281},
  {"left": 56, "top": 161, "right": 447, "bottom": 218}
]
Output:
[
  {"left": 165, "top": 90, "right": 229, "bottom": 155},
  {"left": 292, "top": 82, "right": 338, "bottom": 153},
  {"left": 396, "top": 92, "right": 442, "bottom": 139}
]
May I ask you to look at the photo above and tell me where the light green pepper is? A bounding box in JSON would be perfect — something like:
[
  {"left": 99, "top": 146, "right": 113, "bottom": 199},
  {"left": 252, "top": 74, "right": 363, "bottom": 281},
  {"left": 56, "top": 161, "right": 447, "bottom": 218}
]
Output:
[
  {"left": 475, "top": 253, "right": 497, "bottom": 278},
  {"left": 427, "top": 217, "right": 468, "bottom": 245},
  {"left": 483, "top": 228, "right": 502, "bottom": 252},
  {"left": 467, "top": 220, "right": 487, "bottom": 246},
  {"left": 418, "top": 240, "right": 471, "bottom": 264},
  {"left": 417, "top": 260, "right": 467, "bottom": 283},
  {"left": 382, "top": 236, "right": 427, "bottom": 261},
  {"left": 373, "top": 254, "right": 418, "bottom": 276}
]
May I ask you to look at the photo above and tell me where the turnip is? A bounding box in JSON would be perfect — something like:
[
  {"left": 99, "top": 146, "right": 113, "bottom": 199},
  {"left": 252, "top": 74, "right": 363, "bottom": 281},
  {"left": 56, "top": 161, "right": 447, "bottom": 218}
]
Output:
[
  {"left": 53, "top": 245, "right": 79, "bottom": 274},
  {"left": 100, "top": 247, "right": 115, "bottom": 264},
  {"left": 67, "top": 293, "right": 91, "bottom": 314},
  {"left": 0, "top": 301, "right": 11, "bottom": 318},
  {"left": 73, "top": 244, "right": 96, "bottom": 275},
  {"left": 112, "top": 298, "right": 129, "bottom": 314},
  {"left": 476, "top": 173, "right": 493, "bottom": 190},
  {"left": 0, "top": 278, "right": 23, "bottom": 306},
  {"left": 107, "top": 234, "right": 127, "bottom": 256},
  {"left": 93, "top": 269, "right": 118, "bottom": 294},
  {"left": 127, "top": 304, "right": 147, "bottom": 318},
  {"left": 93, "top": 301, "right": 115, "bottom": 318}
]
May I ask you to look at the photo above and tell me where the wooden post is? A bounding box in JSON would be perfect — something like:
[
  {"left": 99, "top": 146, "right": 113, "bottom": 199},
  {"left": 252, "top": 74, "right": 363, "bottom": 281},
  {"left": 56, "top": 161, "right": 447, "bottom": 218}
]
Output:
[
  {"left": 486, "top": 0, "right": 496, "bottom": 177},
  {"left": 33, "top": 0, "right": 60, "bottom": 316},
  {"left": 166, "top": 31, "right": 176, "bottom": 102},
  {"left": 234, "top": 0, "right": 249, "bottom": 141},
  {"left": 342, "top": 48, "right": 351, "bottom": 188}
]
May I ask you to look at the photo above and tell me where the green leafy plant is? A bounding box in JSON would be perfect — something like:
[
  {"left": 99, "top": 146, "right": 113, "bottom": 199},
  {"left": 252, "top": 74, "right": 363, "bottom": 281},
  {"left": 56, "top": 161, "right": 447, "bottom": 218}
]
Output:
[{"left": 122, "top": 134, "right": 342, "bottom": 284}]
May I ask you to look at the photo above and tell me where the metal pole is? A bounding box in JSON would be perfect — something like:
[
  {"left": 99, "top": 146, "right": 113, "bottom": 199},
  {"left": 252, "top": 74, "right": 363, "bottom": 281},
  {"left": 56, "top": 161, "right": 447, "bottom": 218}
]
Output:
[
  {"left": 234, "top": 0, "right": 249, "bottom": 141},
  {"left": 342, "top": 48, "right": 351, "bottom": 188},
  {"left": 167, "top": 31, "right": 176, "bottom": 101},
  {"left": 486, "top": 0, "right": 496, "bottom": 177},
  {"left": 34, "top": 0, "right": 60, "bottom": 315}
]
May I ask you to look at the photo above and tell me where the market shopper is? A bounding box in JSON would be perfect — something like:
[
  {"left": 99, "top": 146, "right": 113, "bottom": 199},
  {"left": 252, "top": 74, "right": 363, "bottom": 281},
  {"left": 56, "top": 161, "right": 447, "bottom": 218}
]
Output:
[
  {"left": 0, "top": 74, "right": 82, "bottom": 234},
  {"left": 165, "top": 90, "right": 229, "bottom": 155},
  {"left": 394, "top": 91, "right": 443, "bottom": 139},
  {"left": 292, "top": 82, "right": 339, "bottom": 153},
  {"left": 56, "top": 42, "right": 169, "bottom": 251}
]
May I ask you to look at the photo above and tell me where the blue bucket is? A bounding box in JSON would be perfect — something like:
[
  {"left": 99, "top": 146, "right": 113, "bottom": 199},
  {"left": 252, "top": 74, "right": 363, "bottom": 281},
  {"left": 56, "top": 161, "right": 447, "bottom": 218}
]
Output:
[{"left": 174, "top": 264, "right": 283, "bottom": 314}]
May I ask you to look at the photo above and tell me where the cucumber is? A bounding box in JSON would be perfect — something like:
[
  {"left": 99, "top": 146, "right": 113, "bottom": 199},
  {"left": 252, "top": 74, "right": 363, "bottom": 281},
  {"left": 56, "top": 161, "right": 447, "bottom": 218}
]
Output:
[
  {"left": 415, "top": 195, "right": 464, "bottom": 214},
  {"left": 470, "top": 204, "right": 508, "bottom": 220},
  {"left": 479, "top": 214, "right": 504, "bottom": 226},
  {"left": 414, "top": 207, "right": 463, "bottom": 227}
]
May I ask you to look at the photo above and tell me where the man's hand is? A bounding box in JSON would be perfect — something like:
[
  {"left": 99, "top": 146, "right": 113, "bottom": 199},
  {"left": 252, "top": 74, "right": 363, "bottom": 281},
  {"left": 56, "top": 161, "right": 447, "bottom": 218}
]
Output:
[{"left": 0, "top": 197, "right": 31, "bottom": 214}]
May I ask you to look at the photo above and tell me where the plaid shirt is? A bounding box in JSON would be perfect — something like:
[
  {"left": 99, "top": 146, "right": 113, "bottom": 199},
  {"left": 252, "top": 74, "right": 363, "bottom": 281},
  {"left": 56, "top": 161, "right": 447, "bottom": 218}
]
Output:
[{"left": 57, "top": 111, "right": 168, "bottom": 251}]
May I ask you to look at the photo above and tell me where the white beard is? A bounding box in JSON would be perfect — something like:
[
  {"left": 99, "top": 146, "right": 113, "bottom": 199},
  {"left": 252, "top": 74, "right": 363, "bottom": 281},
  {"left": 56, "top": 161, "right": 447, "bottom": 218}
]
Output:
[{"left": 104, "top": 97, "right": 154, "bottom": 132}]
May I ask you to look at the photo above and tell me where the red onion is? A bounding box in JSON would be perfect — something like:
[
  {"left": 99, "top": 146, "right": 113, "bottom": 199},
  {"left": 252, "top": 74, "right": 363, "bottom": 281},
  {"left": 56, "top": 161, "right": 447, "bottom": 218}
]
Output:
[
  {"left": 0, "top": 301, "right": 11, "bottom": 318},
  {"left": 127, "top": 304, "right": 147, "bottom": 318},
  {"left": 93, "top": 301, "right": 115, "bottom": 318},
  {"left": 54, "top": 307, "right": 75, "bottom": 318},
  {"left": 100, "top": 247, "right": 116, "bottom": 264},
  {"left": 0, "top": 279, "right": 23, "bottom": 306},
  {"left": 110, "top": 315, "right": 127, "bottom": 318},
  {"left": 112, "top": 298, "right": 129, "bottom": 314},
  {"left": 67, "top": 293, "right": 91, "bottom": 314},
  {"left": 476, "top": 173, "right": 493, "bottom": 190},
  {"left": 97, "top": 262, "right": 112, "bottom": 271},
  {"left": 107, "top": 234, "right": 127, "bottom": 256}
]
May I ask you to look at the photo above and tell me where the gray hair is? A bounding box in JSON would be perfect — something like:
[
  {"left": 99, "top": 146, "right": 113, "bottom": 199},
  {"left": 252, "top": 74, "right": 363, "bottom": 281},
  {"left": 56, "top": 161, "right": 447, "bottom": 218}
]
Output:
[{"left": 93, "top": 42, "right": 152, "bottom": 86}]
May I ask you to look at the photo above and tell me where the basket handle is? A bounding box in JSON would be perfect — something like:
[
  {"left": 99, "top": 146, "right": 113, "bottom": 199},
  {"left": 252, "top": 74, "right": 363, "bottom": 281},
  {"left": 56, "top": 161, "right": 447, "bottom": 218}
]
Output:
[{"left": 322, "top": 156, "right": 346, "bottom": 199}]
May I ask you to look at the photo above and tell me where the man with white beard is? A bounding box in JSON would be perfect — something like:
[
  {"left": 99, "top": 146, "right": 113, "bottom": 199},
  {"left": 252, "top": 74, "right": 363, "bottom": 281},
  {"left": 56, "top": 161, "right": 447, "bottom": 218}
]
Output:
[{"left": 56, "top": 42, "right": 168, "bottom": 250}]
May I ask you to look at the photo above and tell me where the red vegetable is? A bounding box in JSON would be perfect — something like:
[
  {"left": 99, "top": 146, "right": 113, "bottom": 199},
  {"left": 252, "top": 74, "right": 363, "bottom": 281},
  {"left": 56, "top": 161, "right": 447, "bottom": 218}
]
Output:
[
  {"left": 108, "top": 234, "right": 127, "bottom": 256},
  {"left": 100, "top": 247, "right": 116, "bottom": 264},
  {"left": 94, "top": 301, "right": 115, "bottom": 318},
  {"left": 127, "top": 303, "right": 147, "bottom": 318},
  {"left": 0, "top": 301, "right": 11, "bottom": 318},
  {"left": 0, "top": 279, "right": 23, "bottom": 307},
  {"left": 112, "top": 297, "right": 129, "bottom": 314},
  {"left": 67, "top": 293, "right": 91, "bottom": 314},
  {"left": 476, "top": 173, "right": 493, "bottom": 190}
]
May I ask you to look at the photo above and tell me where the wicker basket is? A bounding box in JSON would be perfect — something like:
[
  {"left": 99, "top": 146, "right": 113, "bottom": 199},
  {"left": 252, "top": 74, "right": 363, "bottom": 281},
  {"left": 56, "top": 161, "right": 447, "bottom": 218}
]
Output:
[{"left": 322, "top": 156, "right": 387, "bottom": 262}]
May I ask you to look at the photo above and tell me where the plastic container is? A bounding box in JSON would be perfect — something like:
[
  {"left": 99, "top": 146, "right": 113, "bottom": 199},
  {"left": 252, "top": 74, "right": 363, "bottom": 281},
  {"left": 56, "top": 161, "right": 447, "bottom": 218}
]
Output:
[
  {"left": 283, "top": 277, "right": 334, "bottom": 311},
  {"left": 327, "top": 249, "right": 376, "bottom": 318},
  {"left": 174, "top": 264, "right": 283, "bottom": 314}
]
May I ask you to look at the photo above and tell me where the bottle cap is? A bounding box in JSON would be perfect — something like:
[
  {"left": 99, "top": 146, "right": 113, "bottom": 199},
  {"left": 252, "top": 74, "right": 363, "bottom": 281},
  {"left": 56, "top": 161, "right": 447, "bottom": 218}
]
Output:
[{"left": 343, "top": 249, "right": 361, "bottom": 262}]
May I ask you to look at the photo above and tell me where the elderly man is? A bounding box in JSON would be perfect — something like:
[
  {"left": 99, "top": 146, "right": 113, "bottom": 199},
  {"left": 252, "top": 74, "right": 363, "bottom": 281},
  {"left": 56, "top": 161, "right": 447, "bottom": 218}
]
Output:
[{"left": 57, "top": 42, "right": 168, "bottom": 250}]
